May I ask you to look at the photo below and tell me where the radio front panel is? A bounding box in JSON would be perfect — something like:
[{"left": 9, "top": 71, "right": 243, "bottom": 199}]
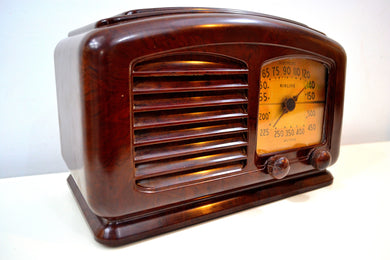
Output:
[{"left": 55, "top": 7, "right": 346, "bottom": 246}]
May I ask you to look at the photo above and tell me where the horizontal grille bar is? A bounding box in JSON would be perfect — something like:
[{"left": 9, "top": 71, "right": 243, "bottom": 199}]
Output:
[
  {"left": 133, "top": 91, "right": 247, "bottom": 112},
  {"left": 133, "top": 75, "right": 248, "bottom": 94},
  {"left": 134, "top": 135, "right": 247, "bottom": 163},
  {"left": 132, "top": 68, "right": 248, "bottom": 77},
  {"left": 134, "top": 121, "right": 248, "bottom": 147},
  {"left": 134, "top": 106, "right": 247, "bottom": 130},
  {"left": 135, "top": 149, "right": 247, "bottom": 179},
  {"left": 136, "top": 163, "right": 244, "bottom": 190}
]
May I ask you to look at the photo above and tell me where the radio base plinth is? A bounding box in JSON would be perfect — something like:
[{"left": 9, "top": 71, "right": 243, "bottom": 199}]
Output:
[{"left": 67, "top": 171, "right": 333, "bottom": 247}]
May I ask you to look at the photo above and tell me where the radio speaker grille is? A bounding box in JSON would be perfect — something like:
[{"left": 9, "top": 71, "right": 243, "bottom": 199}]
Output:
[{"left": 131, "top": 53, "right": 249, "bottom": 190}]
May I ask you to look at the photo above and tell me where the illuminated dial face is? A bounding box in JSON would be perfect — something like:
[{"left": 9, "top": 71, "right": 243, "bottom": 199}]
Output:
[{"left": 256, "top": 58, "right": 327, "bottom": 155}]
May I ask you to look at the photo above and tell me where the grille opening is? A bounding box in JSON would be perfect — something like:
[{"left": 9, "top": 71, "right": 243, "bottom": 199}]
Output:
[
  {"left": 134, "top": 104, "right": 248, "bottom": 130},
  {"left": 131, "top": 52, "right": 249, "bottom": 190},
  {"left": 133, "top": 74, "right": 248, "bottom": 94},
  {"left": 133, "top": 89, "right": 248, "bottom": 112},
  {"left": 136, "top": 161, "right": 246, "bottom": 190},
  {"left": 134, "top": 89, "right": 247, "bottom": 103},
  {"left": 135, "top": 147, "right": 247, "bottom": 179},
  {"left": 134, "top": 133, "right": 248, "bottom": 163},
  {"left": 135, "top": 147, "right": 248, "bottom": 167},
  {"left": 133, "top": 53, "right": 248, "bottom": 75},
  {"left": 133, "top": 118, "right": 248, "bottom": 146}
]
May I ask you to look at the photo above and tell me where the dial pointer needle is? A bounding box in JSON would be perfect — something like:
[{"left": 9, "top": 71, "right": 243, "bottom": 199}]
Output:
[
  {"left": 293, "top": 84, "right": 307, "bottom": 101},
  {"left": 273, "top": 111, "right": 285, "bottom": 127},
  {"left": 273, "top": 108, "right": 289, "bottom": 128}
]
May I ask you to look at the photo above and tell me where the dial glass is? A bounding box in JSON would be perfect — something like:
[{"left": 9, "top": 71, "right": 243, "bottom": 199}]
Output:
[{"left": 256, "top": 57, "right": 327, "bottom": 155}]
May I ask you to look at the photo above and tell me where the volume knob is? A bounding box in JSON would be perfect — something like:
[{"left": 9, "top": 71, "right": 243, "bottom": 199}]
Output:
[
  {"left": 266, "top": 156, "right": 290, "bottom": 179},
  {"left": 310, "top": 148, "right": 331, "bottom": 170}
]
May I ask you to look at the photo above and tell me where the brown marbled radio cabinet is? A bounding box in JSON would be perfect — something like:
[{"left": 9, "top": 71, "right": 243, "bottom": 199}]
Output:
[{"left": 55, "top": 7, "right": 346, "bottom": 246}]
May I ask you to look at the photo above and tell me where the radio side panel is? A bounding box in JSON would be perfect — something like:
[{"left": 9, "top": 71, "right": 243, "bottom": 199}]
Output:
[{"left": 55, "top": 34, "right": 87, "bottom": 194}]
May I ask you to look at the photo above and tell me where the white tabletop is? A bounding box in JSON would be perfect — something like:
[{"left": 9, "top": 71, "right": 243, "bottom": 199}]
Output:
[{"left": 1, "top": 142, "right": 390, "bottom": 260}]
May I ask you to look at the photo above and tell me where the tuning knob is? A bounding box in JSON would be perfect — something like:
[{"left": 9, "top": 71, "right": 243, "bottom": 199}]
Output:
[
  {"left": 266, "top": 156, "right": 290, "bottom": 179},
  {"left": 310, "top": 148, "right": 331, "bottom": 170}
]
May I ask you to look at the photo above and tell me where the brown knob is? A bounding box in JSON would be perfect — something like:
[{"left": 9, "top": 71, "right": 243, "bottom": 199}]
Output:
[
  {"left": 311, "top": 148, "right": 331, "bottom": 170},
  {"left": 266, "top": 156, "right": 290, "bottom": 179}
]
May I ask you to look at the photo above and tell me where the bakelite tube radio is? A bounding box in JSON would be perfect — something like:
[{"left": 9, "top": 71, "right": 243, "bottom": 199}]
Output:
[{"left": 55, "top": 7, "right": 346, "bottom": 246}]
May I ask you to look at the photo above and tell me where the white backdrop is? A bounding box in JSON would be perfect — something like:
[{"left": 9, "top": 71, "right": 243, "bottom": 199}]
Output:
[{"left": 1, "top": 0, "right": 389, "bottom": 178}]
